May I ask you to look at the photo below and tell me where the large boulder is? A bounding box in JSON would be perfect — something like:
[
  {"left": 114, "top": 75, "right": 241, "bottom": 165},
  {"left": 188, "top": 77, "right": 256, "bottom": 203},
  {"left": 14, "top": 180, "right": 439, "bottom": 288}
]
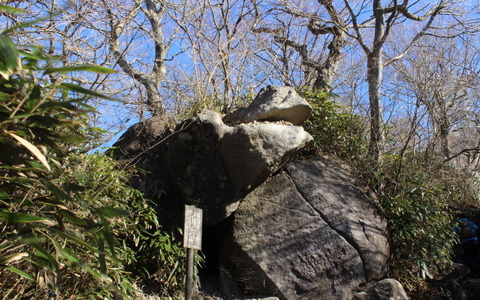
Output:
[
  {"left": 164, "top": 111, "right": 235, "bottom": 226},
  {"left": 112, "top": 114, "right": 171, "bottom": 161},
  {"left": 111, "top": 87, "right": 392, "bottom": 299},
  {"left": 166, "top": 111, "right": 312, "bottom": 225},
  {"left": 113, "top": 100, "right": 312, "bottom": 226},
  {"left": 221, "top": 122, "right": 313, "bottom": 198},
  {"left": 223, "top": 85, "right": 312, "bottom": 126},
  {"left": 111, "top": 114, "right": 173, "bottom": 203},
  {"left": 223, "top": 156, "right": 389, "bottom": 300},
  {"left": 434, "top": 263, "right": 480, "bottom": 300}
]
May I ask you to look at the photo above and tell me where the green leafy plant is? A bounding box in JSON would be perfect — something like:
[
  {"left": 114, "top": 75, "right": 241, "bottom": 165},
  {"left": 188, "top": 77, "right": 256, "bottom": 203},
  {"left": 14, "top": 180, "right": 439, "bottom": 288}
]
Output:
[
  {"left": 300, "top": 88, "right": 367, "bottom": 159},
  {"left": 371, "top": 155, "right": 461, "bottom": 294},
  {"left": 0, "top": 27, "right": 202, "bottom": 298},
  {"left": 61, "top": 153, "right": 200, "bottom": 297},
  {"left": 129, "top": 227, "right": 203, "bottom": 297},
  {"left": 0, "top": 26, "right": 138, "bottom": 298}
]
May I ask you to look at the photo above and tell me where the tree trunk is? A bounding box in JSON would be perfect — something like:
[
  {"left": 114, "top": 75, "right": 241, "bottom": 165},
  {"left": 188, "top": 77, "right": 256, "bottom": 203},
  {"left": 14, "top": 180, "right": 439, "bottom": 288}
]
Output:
[
  {"left": 367, "top": 51, "right": 385, "bottom": 163},
  {"left": 312, "top": 26, "right": 346, "bottom": 92},
  {"left": 144, "top": 80, "right": 166, "bottom": 116}
]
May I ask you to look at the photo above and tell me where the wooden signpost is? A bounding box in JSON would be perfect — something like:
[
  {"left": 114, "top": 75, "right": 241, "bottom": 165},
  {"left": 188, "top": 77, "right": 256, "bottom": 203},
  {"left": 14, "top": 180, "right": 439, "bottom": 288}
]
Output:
[{"left": 183, "top": 205, "right": 203, "bottom": 300}]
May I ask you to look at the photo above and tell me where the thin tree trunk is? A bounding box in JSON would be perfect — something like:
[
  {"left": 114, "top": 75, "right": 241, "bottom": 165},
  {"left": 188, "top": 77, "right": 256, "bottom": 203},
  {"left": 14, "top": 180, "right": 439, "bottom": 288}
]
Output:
[{"left": 367, "top": 50, "right": 384, "bottom": 163}]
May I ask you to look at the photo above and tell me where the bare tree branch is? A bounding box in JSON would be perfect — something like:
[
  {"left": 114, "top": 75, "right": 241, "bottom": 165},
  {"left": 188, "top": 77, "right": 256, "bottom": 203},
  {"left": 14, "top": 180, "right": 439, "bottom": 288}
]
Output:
[{"left": 103, "top": 0, "right": 166, "bottom": 115}]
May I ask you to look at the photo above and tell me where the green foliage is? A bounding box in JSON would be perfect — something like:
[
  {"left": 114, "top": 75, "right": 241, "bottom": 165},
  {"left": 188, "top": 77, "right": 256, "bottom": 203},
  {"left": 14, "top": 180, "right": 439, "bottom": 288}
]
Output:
[
  {"left": 298, "top": 87, "right": 469, "bottom": 295},
  {"left": 371, "top": 155, "right": 465, "bottom": 294},
  {"left": 300, "top": 88, "right": 367, "bottom": 159},
  {"left": 0, "top": 31, "right": 138, "bottom": 298},
  {"left": 178, "top": 91, "right": 256, "bottom": 122},
  {"left": 0, "top": 28, "right": 200, "bottom": 298},
  {"left": 128, "top": 227, "right": 204, "bottom": 297},
  {"left": 56, "top": 153, "right": 195, "bottom": 298}
]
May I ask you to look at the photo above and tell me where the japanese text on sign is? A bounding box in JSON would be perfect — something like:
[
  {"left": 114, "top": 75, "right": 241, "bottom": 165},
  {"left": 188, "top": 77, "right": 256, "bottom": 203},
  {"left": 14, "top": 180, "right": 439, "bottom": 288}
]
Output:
[{"left": 183, "top": 205, "right": 203, "bottom": 250}]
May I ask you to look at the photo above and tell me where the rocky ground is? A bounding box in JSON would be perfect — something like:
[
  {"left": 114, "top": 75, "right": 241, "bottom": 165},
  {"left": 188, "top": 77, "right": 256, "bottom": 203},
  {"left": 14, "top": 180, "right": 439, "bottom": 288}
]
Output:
[{"left": 135, "top": 276, "right": 279, "bottom": 300}]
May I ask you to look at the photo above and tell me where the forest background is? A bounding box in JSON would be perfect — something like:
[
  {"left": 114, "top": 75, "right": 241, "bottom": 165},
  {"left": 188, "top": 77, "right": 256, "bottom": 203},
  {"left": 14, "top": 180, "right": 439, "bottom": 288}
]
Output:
[{"left": 1, "top": 0, "right": 480, "bottom": 299}]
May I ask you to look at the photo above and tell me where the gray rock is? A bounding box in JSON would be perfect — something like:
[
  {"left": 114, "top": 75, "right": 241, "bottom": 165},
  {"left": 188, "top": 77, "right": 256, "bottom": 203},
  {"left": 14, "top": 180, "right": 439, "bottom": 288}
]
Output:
[
  {"left": 166, "top": 111, "right": 312, "bottom": 225},
  {"left": 224, "top": 156, "right": 389, "bottom": 300},
  {"left": 284, "top": 157, "right": 389, "bottom": 281},
  {"left": 223, "top": 86, "right": 312, "bottom": 126},
  {"left": 113, "top": 108, "right": 312, "bottom": 226},
  {"left": 112, "top": 114, "right": 170, "bottom": 160},
  {"left": 437, "top": 263, "right": 475, "bottom": 300},
  {"left": 165, "top": 111, "right": 235, "bottom": 226},
  {"left": 110, "top": 114, "right": 172, "bottom": 203},
  {"left": 111, "top": 115, "right": 181, "bottom": 227},
  {"left": 221, "top": 122, "right": 312, "bottom": 198},
  {"left": 111, "top": 89, "right": 391, "bottom": 299},
  {"left": 353, "top": 279, "right": 408, "bottom": 300},
  {"left": 463, "top": 277, "right": 480, "bottom": 300}
]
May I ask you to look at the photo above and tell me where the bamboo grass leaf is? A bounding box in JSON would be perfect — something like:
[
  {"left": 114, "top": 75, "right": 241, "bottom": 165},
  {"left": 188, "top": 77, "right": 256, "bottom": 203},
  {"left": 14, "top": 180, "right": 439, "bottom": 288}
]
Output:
[
  {"left": 0, "top": 35, "right": 21, "bottom": 80},
  {"left": 3, "top": 130, "right": 51, "bottom": 171},
  {"left": 95, "top": 233, "right": 107, "bottom": 274},
  {"left": 0, "top": 211, "right": 47, "bottom": 223},
  {"left": 41, "top": 181, "right": 74, "bottom": 202},
  {"left": 0, "top": 5, "right": 25, "bottom": 14},
  {"left": 4, "top": 266, "right": 35, "bottom": 281},
  {"left": 44, "top": 65, "right": 116, "bottom": 75},
  {"left": 49, "top": 228, "right": 99, "bottom": 253},
  {"left": 58, "top": 210, "right": 92, "bottom": 227},
  {"left": 95, "top": 207, "right": 128, "bottom": 218},
  {"left": 59, "top": 83, "right": 114, "bottom": 100},
  {"left": 0, "top": 252, "right": 29, "bottom": 265}
]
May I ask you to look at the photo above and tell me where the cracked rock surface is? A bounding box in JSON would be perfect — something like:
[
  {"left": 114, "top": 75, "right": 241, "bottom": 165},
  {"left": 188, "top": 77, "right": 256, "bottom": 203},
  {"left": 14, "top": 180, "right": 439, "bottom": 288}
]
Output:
[
  {"left": 224, "top": 156, "right": 389, "bottom": 300},
  {"left": 112, "top": 109, "right": 312, "bottom": 227}
]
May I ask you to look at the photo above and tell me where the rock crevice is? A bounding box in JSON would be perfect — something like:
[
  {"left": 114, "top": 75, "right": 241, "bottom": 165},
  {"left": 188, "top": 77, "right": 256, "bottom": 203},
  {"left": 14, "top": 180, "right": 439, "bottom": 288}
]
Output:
[
  {"left": 225, "top": 159, "right": 389, "bottom": 299},
  {"left": 284, "top": 167, "right": 368, "bottom": 282}
]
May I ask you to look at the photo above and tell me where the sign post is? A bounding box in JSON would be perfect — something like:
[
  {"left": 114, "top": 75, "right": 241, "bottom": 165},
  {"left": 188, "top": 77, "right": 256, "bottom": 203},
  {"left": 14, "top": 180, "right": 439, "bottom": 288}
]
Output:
[{"left": 183, "top": 205, "right": 203, "bottom": 300}]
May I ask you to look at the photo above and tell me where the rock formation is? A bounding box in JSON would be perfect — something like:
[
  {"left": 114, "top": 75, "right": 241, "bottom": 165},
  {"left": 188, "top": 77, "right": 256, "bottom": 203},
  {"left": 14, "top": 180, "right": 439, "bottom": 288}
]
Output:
[
  {"left": 112, "top": 85, "right": 395, "bottom": 299},
  {"left": 113, "top": 86, "right": 313, "bottom": 226},
  {"left": 223, "top": 157, "right": 389, "bottom": 299},
  {"left": 223, "top": 85, "right": 311, "bottom": 126}
]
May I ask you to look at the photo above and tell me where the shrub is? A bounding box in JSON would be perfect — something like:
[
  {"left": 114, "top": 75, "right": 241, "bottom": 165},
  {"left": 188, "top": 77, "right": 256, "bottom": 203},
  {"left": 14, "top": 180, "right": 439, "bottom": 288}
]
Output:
[
  {"left": 373, "top": 155, "right": 462, "bottom": 294},
  {"left": 52, "top": 152, "right": 192, "bottom": 298},
  {"left": 300, "top": 88, "right": 367, "bottom": 160},
  {"left": 0, "top": 27, "right": 141, "bottom": 298},
  {"left": 0, "top": 27, "right": 200, "bottom": 299}
]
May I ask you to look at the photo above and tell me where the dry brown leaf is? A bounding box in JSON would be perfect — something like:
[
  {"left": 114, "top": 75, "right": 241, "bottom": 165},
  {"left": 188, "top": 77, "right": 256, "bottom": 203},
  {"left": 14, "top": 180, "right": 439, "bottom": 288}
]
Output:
[{"left": 4, "top": 130, "right": 51, "bottom": 171}]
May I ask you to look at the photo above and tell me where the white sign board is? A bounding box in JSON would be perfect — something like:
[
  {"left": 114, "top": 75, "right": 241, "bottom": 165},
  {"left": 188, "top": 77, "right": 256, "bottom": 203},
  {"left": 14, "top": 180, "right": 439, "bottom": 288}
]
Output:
[{"left": 183, "top": 205, "right": 203, "bottom": 250}]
